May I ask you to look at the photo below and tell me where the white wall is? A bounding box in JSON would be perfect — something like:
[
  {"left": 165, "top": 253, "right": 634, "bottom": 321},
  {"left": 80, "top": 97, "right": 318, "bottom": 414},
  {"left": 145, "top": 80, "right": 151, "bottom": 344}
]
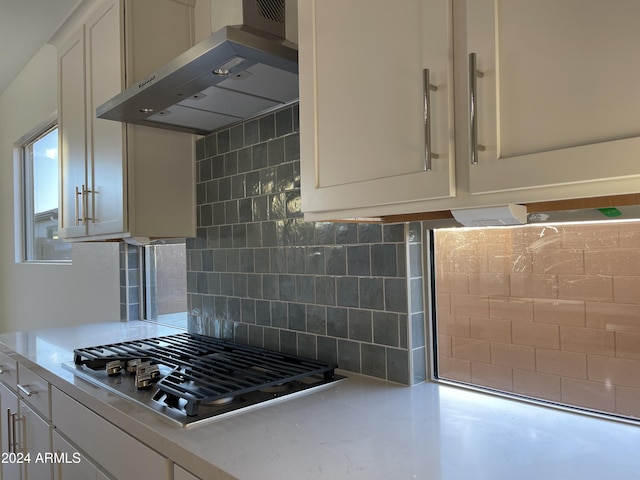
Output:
[{"left": 0, "top": 44, "right": 120, "bottom": 334}]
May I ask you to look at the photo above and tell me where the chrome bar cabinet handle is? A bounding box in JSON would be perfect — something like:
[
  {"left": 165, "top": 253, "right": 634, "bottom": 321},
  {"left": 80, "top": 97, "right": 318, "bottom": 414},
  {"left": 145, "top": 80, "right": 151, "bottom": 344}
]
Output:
[
  {"left": 6, "top": 409, "right": 11, "bottom": 453},
  {"left": 423, "top": 68, "right": 439, "bottom": 171},
  {"left": 75, "top": 186, "right": 82, "bottom": 225},
  {"left": 17, "top": 384, "right": 34, "bottom": 397},
  {"left": 90, "top": 185, "right": 96, "bottom": 223},
  {"left": 10, "top": 411, "right": 17, "bottom": 453},
  {"left": 82, "top": 185, "right": 94, "bottom": 223},
  {"left": 469, "top": 53, "right": 486, "bottom": 165}
]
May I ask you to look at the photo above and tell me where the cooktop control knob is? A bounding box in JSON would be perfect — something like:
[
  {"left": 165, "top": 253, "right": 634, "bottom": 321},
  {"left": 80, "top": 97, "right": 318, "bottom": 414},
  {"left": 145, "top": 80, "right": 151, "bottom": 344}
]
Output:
[
  {"left": 106, "top": 360, "right": 123, "bottom": 376},
  {"left": 135, "top": 362, "right": 160, "bottom": 389}
]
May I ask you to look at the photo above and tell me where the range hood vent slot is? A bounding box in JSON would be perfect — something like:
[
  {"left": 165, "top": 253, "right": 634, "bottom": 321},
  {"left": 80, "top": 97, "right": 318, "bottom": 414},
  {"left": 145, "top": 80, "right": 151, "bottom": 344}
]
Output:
[
  {"left": 96, "top": 0, "right": 297, "bottom": 136},
  {"left": 248, "top": 0, "right": 286, "bottom": 34}
]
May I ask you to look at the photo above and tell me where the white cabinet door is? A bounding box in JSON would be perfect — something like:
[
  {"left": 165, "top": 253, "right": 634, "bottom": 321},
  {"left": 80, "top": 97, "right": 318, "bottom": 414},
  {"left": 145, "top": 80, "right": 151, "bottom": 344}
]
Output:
[
  {"left": 174, "top": 465, "right": 201, "bottom": 480},
  {"left": 58, "top": 0, "right": 125, "bottom": 239},
  {"left": 466, "top": 0, "right": 640, "bottom": 194},
  {"left": 56, "top": 0, "right": 195, "bottom": 242},
  {"left": 52, "top": 430, "right": 98, "bottom": 480},
  {"left": 85, "top": 0, "right": 126, "bottom": 237},
  {"left": 58, "top": 28, "right": 88, "bottom": 239},
  {"left": 20, "top": 401, "right": 52, "bottom": 480},
  {"left": 0, "top": 382, "right": 21, "bottom": 479},
  {"left": 51, "top": 388, "right": 170, "bottom": 480},
  {"left": 299, "top": 0, "right": 455, "bottom": 215}
]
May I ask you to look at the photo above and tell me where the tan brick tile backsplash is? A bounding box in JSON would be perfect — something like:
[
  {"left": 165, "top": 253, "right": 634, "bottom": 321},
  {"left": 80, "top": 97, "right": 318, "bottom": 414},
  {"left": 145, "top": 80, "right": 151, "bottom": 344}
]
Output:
[
  {"left": 512, "top": 322, "right": 560, "bottom": 349},
  {"left": 557, "top": 274, "right": 613, "bottom": 302},
  {"left": 613, "top": 276, "right": 640, "bottom": 304},
  {"left": 436, "top": 272, "right": 469, "bottom": 294},
  {"left": 510, "top": 273, "right": 557, "bottom": 298},
  {"left": 618, "top": 223, "right": 640, "bottom": 248},
  {"left": 435, "top": 221, "right": 640, "bottom": 420},
  {"left": 560, "top": 224, "right": 620, "bottom": 249},
  {"left": 468, "top": 273, "right": 510, "bottom": 296},
  {"left": 615, "top": 386, "right": 640, "bottom": 417},
  {"left": 532, "top": 248, "right": 584, "bottom": 275},
  {"left": 588, "top": 355, "right": 640, "bottom": 389},
  {"left": 451, "top": 337, "right": 491, "bottom": 363},
  {"left": 559, "top": 326, "right": 615, "bottom": 357},
  {"left": 438, "top": 356, "right": 471, "bottom": 383},
  {"left": 450, "top": 294, "right": 489, "bottom": 317},
  {"left": 561, "top": 378, "right": 616, "bottom": 412},
  {"left": 438, "top": 335, "right": 452, "bottom": 357},
  {"left": 533, "top": 298, "right": 586, "bottom": 327},
  {"left": 535, "top": 348, "right": 587, "bottom": 379},
  {"left": 489, "top": 296, "right": 534, "bottom": 321},
  {"left": 586, "top": 302, "right": 640, "bottom": 332},
  {"left": 491, "top": 343, "right": 535, "bottom": 370},
  {"left": 585, "top": 249, "right": 640, "bottom": 276},
  {"left": 486, "top": 248, "right": 533, "bottom": 274},
  {"left": 438, "top": 313, "right": 470, "bottom": 337},
  {"left": 614, "top": 331, "right": 640, "bottom": 360},
  {"left": 513, "top": 369, "right": 562, "bottom": 401},
  {"left": 471, "top": 362, "right": 513, "bottom": 391},
  {"left": 470, "top": 317, "right": 511, "bottom": 343},
  {"left": 435, "top": 293, "right": 451, "bottom": 315}
]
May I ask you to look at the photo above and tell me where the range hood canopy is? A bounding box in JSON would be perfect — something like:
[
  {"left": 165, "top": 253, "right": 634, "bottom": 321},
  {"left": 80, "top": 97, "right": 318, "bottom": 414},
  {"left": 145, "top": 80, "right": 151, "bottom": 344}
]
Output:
[{"left": 96, "top": 0, "right": 298, "bottom": 135}]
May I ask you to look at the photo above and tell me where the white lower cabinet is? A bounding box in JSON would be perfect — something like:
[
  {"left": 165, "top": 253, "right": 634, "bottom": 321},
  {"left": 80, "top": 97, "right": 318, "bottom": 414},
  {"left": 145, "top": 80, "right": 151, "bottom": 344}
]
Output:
[
  {"left": 52, "top": 430, "right": 105, "bottom": 480},
  {"left": 174, "top": 465, "right": 202, "bottom": 480},
  {"left": 20, "top": 401, "right": 52, "bottom": 480},
  {"left": 0, "top": 361, "right": 53, "bottom": 480},
  {"left": 0, "top": 381, "right": 21, "bottom": 480},
  {"left": 51, "top": 387, "right": 170, "bottom": 480},
  {"left": 0, "top": 356, "right": 204, "bottom": 480}
]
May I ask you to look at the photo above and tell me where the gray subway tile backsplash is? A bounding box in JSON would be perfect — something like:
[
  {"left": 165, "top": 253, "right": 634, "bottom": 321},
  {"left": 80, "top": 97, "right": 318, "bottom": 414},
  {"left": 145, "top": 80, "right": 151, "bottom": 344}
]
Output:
[{"left": 188, "top": 104, "right": 427, "bottom": 385}]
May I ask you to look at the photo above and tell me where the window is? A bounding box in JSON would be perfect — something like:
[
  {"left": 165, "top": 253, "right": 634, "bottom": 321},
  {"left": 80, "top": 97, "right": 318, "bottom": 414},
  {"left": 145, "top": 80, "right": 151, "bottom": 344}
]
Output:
[
  {"left": 432, "top": 220, "right": 640, "bottom": 422},
  {"left": 143, "top": 241, "right": 187, "bottom": 328},
  {"left": 22, "top": 125, "right": 71, "bottom": 262}
]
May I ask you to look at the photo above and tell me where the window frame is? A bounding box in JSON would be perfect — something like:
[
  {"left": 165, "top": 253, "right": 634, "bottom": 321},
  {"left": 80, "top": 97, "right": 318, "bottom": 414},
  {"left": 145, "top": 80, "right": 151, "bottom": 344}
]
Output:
[
  {"left": 16, "top": 115, "right": 71, "bottom": 264},
  {"left": 141, "top": 240, "right": 188, "bottom": 329}
]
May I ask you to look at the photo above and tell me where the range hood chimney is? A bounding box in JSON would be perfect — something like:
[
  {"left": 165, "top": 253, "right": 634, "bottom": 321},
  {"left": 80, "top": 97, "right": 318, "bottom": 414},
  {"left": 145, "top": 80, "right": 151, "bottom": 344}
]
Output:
[{"left": 96, "top": 0, "right": 298, "bottom": 135}]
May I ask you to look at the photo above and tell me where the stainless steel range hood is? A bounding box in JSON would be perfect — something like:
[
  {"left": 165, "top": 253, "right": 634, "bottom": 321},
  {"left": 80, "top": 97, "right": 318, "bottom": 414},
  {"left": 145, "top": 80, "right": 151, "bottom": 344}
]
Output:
[{"left": 96, "top": 0, "right": 298, "bottom": 135}]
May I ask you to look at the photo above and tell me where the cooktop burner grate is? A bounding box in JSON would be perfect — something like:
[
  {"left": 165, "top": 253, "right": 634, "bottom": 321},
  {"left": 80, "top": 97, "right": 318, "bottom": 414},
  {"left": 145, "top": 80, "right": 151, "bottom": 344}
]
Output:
[{"left": 73, "top": 333, "right": 338, "bottom": 417}]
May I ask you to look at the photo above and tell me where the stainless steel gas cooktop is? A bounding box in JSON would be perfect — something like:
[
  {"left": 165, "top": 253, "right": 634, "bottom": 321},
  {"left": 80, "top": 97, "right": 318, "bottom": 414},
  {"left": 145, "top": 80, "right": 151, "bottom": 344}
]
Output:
[{"left": 63, "top": 333, "right": 344, "bottom": 427}]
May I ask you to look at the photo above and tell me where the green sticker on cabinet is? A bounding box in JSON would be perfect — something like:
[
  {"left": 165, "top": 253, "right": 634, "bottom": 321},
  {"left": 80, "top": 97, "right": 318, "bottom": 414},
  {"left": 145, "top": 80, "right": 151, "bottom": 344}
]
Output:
[{"left": 598, "top": 207, "right": 622, "bottom": 217}]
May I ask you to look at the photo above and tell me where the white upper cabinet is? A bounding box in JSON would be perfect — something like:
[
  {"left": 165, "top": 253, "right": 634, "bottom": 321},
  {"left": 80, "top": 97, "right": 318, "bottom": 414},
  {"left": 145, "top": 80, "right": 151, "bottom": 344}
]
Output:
[
  {"left": 299, "top": 0, "right": 455, "bottom": 215},
  {"left": 466, "top": 0, "right": 640, "bottom": 194},
  {"left": 57, "top": 0, "right": 196, "bottom": 242},
  {"left": 299, "top": 0, "right": 640, "bottom": 220},
  {"left": 59, "top": 27, "right": 88, "bottom": 238},
  {"left": 85, "top": 0, "right": 126, "bottom": 237}
]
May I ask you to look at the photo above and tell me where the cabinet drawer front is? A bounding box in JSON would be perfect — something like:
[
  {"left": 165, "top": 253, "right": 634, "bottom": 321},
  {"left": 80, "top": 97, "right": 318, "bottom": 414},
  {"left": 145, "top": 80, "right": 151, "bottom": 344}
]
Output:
[
  {"left": 0, "top": 351, "right": 18, "bottom": 387},
  {"left": 17, "top": 364, "right": 50, "bottom": 419},
  {"left": 51, "top": 387, "right": 170, "bottom": 480}
]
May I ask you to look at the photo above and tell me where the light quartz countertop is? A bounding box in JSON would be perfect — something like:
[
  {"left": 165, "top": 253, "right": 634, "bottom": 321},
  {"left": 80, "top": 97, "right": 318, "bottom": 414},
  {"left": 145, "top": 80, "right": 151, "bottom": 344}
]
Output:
[{"left": 2, "top": 321, "right": 640, "bottom": 480}]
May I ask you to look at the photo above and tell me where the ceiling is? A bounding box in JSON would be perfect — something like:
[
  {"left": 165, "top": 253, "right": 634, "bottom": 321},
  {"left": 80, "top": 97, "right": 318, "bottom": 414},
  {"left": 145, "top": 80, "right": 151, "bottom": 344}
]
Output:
[{"left": 0, "top": 0, "right": 81, "bottom": 95}]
